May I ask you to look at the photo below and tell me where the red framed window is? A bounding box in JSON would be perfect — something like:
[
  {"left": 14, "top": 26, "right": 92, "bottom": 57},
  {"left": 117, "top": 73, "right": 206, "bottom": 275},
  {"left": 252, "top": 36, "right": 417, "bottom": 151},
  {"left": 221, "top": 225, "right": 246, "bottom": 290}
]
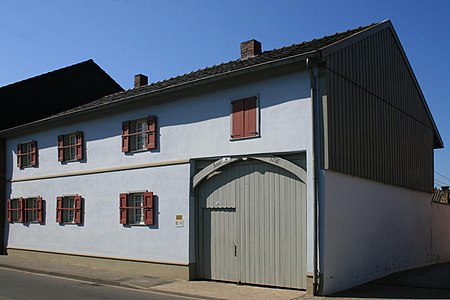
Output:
[
  {"left": 57, "top": 132, "right": 83, "bottom": 162},
  {"left": 122, "top": 116, "right": 157, "bottom": 152},
  {"left": 56, "top": 195, "right": 83, "bottom": 224},
  {"left": 17, "top": 141, "right": 38, "bottom": 168},
  {"left": 119, "top": 192, "right": 154, "bottom": 225},
  {"left": 7, "top": 198, "right": 23, "bottom": 222},
  {"left": 8, "top": 197, "right": 43, "bottom": 223},
  {"left": 231, "top": 96, "right": 259, "bottom": 140},
  {"left": 24, "top": 197, "right": 44, "bottom": 223}
]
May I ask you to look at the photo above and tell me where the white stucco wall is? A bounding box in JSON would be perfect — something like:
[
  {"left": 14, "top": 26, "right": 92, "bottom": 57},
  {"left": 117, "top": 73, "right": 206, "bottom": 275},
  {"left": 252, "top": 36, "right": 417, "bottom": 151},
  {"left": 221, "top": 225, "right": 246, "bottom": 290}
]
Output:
[
  {"left": 6, "top": 164, "right": 190, "bottom": 262},
  {"left": 6, "top": 72, "right": 311, "bottom": 180},
  {"left": 431, "top": 202, "right": 450, "bottom": 264},
  {"left": 320, "top": 170, "right": 433, "bottom": 295},
  {"left": 5, "top": 71, "right": 315, "bottom": 267}
]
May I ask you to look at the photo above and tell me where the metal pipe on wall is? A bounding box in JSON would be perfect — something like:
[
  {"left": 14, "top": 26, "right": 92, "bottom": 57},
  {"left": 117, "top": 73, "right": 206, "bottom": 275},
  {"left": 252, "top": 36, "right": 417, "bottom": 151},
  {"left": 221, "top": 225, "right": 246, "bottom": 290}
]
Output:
[{"left": 306, "top": 56, "right": 320, "bottom": 294}]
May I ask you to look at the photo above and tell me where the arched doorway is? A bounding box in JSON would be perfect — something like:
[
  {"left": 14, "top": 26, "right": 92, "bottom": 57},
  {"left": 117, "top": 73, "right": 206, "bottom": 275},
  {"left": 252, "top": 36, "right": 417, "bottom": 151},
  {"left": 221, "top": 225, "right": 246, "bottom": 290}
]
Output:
[{"left": 194, "top": 156, "right": 307, "bottom": 289}]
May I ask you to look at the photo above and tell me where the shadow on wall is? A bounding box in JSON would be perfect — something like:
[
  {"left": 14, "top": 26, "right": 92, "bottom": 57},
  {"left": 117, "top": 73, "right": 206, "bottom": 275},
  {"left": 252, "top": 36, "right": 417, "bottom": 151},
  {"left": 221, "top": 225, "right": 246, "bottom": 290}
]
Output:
[
  {"left": 6, "top": 86, "right": 308, "bottom": 177},
  {"left": 329, "top": 262, "right": 450, "bottom": 299}
]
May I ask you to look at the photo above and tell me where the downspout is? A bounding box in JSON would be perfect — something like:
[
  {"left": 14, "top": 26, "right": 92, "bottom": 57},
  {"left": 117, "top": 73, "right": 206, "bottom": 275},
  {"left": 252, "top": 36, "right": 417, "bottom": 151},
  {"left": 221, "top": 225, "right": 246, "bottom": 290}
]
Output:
[{"left": 306, "top": 56, "right": 320, "bottom": 294}]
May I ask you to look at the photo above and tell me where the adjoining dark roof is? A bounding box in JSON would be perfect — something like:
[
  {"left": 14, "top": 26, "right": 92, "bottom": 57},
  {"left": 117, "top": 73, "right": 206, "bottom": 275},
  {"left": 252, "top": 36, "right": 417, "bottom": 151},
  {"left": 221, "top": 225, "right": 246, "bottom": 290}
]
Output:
[
  {"left": 0, "top": 59, "right": 123, "bottom": 130},
  {"left": 49, "top": 22, "right": 380, "bottom": 119},
  {"left": 432, "top": 189, "right": 443, "bottom": 203},
  {"left": 432, "top": 189, "right": 449, "bottom": 204}
]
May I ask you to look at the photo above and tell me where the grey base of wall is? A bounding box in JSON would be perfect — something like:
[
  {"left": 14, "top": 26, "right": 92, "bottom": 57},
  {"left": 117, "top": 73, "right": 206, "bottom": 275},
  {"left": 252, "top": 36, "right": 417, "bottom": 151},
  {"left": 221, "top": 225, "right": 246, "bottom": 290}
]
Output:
[
  {"left": 306, "top": 273, "right": 314, "bottom": 296},
  {"left": 6, "top": 248, "right": 192, "bottom": 280}
]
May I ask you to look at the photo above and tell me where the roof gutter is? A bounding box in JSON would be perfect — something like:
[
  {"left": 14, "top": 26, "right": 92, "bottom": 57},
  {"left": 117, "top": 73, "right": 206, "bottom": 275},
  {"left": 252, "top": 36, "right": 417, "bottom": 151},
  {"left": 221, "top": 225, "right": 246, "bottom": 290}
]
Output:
[{"left": 0, "top": 51, "right": 317, "bottom": 137}]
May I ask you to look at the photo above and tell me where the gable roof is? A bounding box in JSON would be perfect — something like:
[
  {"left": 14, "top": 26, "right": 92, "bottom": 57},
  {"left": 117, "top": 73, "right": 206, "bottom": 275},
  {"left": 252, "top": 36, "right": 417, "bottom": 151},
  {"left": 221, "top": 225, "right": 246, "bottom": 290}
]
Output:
[
  {"left": 48, "top": 22, "right": 379, "bottom": 119},
  {"left": 0, "top": 20, "right": 442, "bottom": 149},
  {"left": 0, "top": 59, "right": 123, "bottom": 130}
]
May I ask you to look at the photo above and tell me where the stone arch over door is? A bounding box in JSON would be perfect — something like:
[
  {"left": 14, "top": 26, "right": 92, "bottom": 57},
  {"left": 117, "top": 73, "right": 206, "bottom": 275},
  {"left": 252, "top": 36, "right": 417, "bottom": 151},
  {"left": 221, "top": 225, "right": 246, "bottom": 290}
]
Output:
[
  {"left": 193, "top": 155, "right": 307, "bottom": 188},
  {"left": 194, "top": 155, "right": 307, "bottom": 289}
]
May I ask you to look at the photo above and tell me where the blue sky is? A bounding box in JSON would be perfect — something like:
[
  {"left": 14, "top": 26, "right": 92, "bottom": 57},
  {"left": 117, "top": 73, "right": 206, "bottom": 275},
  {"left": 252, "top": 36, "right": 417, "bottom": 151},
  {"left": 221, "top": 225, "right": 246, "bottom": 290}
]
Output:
[{"left": 1, "top": 1, "right": 450, "bottom": 186}]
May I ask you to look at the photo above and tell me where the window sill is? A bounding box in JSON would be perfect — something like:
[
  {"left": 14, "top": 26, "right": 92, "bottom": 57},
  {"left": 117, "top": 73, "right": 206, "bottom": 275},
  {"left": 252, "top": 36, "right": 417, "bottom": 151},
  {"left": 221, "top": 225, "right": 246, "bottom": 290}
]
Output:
[
  {"left": 61, "top": 159, "right": 80, "bottom": 164},
  {"left": 19, "top": 165, "right": 38, "bottom": 169},
  {"left": 230, "top": 135, "right": 261, "bottom": 141},
  {"left": 125, "top": 148, "right": 149, "bottom": 154}
]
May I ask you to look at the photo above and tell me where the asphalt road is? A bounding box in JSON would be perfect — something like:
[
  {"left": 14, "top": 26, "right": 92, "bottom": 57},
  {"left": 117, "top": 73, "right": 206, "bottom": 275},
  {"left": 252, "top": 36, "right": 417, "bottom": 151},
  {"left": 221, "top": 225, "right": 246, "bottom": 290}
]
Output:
[{"left": 0, "top": 267, "right": 201, "bottom": 300}]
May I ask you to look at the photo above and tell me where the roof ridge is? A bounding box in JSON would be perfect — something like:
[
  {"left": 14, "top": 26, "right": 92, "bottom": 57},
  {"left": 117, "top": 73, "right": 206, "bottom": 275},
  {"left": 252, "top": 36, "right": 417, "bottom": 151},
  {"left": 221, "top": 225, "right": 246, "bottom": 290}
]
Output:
[
  {"left": 138, "top": 21, "right": 381, "bottom": 89},
  {"left": 27, "top": 21, "right": 384, "bottom": 124}
]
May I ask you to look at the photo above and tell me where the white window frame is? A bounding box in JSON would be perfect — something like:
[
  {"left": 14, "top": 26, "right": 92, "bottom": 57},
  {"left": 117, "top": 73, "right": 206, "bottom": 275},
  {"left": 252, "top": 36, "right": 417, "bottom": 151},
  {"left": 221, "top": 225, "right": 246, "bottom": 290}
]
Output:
[
  {"left": 128, "top": 193, "right": 145, "bottom": 225},
  {"left": 18, "top": 141, "right": 34, "bottom": 168},
  {"left": 64, "top": 134, "right": 77, "bottom": 161},
  {"left": 62, "top": 196, "right": 76, "bottom": 223},
  {"left": 10, "top": 198, "right": 20, "bottom": 222},
  {"left": 23, "top": 142, "right": 32, "bottom": 167},
  {"left": 129, "top": 119, "right": 147, "bottom": 152},
  {"left": 26, "top": 197, "right": 38, "bottom": 222}
]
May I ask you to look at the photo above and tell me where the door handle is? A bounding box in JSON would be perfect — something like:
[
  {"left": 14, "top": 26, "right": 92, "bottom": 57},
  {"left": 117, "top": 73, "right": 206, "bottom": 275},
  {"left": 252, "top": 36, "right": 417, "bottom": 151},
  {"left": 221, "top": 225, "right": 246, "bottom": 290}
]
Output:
[{"left": 233, "top": 245, "right": 237, "bottom": 257}]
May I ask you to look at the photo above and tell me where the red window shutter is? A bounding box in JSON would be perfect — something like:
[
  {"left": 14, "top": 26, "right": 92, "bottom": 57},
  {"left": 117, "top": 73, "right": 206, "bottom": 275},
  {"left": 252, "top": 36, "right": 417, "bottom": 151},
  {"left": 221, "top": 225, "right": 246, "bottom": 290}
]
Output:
[
  {"left": 57, "top": 135, "right": 64, "bottom": 162},
  {"left": 17, "top": 144, "right": 22, "bottom": 168},
  {"left": 18, "top": 197, "right": 24, "bottom": 223},
  {"left": 75, "top": 132, "right": 83, "bottom": 160},
  {"left": 231, "top": 99, "right": 244, "bottom": 139},
  {"left": 7, "top": 199, "right": 12, "bottom": 222},
  {"left": 143, "top": 192, "right": 154, "bottom": 225},
  {"left": 74, "top": 195, "right": 82, "bottom": 224},
  {"left": 56, "top": 196, "right": 63, "bottom": 223},
  {"left": 36, "top": 197, "right": 43, "bottom": 223},
  {"left": 119, "top": 193, "right": 128, "bottom": 224},
  {"left": 146, "top": 116, "right": 156, "bottom": 150},
  {"left": 23, "top": 197, "right": 28, "bottom": 223},
  {"left": 244, "top": 97, "right": 258, "bottom": 137},
  {"left": 122, "top": 121, "right": 130, "bottom": 152},
  {"left": 31, "top": 141, "right": 38, "bottom": 167}
]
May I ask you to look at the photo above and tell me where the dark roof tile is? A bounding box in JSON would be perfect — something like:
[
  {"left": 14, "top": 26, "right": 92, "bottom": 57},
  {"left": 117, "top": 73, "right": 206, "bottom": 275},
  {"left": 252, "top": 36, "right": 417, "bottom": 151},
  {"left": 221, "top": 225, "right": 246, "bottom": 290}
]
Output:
[{"left": 47, "top": 23, "right": 380, "bottom": 119}]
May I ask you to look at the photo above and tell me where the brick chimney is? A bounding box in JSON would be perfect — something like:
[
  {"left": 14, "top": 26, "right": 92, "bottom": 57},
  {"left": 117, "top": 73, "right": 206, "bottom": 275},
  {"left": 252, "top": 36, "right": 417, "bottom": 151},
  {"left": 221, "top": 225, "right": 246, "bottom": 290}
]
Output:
[
  {"left": 442, "top": 186, "right": 449, "bottom": 203},
  {"left": 134, "top": 74, "right": 148, "bottom": 88},
  {"left": 240, "top": 39, "right": 262, "bottom": 60}
]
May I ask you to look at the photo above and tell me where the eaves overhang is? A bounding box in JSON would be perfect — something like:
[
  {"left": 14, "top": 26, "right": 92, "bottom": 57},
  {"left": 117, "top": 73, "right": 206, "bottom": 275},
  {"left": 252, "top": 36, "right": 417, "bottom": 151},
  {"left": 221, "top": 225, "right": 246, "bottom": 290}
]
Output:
[{"left": 0, "top": 50, "right": 318, "bottom": 138}]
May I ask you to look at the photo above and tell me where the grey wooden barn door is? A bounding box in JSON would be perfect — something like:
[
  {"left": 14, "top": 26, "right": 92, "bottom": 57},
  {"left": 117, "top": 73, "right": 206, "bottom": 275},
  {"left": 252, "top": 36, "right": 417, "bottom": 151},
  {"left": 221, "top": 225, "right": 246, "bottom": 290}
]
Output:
[{"left": 198, "top": 160, "right": 306, "bottom": 289}]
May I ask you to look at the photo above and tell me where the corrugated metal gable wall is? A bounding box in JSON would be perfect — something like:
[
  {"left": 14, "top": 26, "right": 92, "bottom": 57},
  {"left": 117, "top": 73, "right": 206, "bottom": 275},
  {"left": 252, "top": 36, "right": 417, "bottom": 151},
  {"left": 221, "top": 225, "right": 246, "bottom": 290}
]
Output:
[{"left": 324, "top": 27, "right": 434, "bottom": 192}]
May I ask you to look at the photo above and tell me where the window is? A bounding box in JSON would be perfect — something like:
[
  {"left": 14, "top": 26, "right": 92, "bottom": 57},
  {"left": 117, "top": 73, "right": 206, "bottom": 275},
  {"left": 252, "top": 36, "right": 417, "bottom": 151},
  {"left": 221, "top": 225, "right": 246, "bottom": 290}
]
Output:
[
  {"left": 119, "top": 192, "right": 154, "bottom": 225},
  {"left": 17, "top": 141, "right": 38, "bottom": 168},
  {"left": 25, "top": 197, "right": 43, "bottom": 223},
  {"left": 57, "top": 132, "right": 83, "bottom": 162},
  {"left": 122, "top": 116, "right": 157, "bottom": 152},
  {"left": 7, "top": 198, "right": 23, "bottom": 222},
  {"left": 231, "top": 96, "right": 259, "bottom": 140},
  {"left": 8, "top": 197, "right": 43, "bottom": 223},
  {"left": 56, "top": 195, "right": 82, "bottom": 224}
]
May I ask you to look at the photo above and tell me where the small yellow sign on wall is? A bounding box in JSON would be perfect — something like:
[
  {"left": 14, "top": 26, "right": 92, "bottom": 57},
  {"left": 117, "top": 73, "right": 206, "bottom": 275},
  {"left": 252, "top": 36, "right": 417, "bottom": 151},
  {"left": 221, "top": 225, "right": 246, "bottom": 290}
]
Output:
[{"left": 176, "top": 214, "right": 184, "bottom": 227}]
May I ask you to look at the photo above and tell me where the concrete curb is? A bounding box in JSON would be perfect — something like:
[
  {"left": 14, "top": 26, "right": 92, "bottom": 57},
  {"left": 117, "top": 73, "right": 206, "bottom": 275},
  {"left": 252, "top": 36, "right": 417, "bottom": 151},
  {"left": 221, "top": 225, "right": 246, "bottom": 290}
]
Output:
[
  {"left": 0, "top": 263, "right": 222, "bottom": 300},
  {"left": 148, "top": 287, "right": 227, "bottom": 300},
  {"left": 0, "top": 263, "right": 129, "bottom": 288}
]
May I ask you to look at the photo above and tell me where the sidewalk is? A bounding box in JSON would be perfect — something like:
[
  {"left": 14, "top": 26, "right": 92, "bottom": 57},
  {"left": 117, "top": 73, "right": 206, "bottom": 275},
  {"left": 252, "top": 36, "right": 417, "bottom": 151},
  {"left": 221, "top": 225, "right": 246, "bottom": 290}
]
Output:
[
  {"left": 0, "top": 253, "right": 306, "bottom": 300},
  {"left": 2, "top": 252, "right": 450, "bottom": 299},
  {"left": 327, "top": 261, "right": 450, "bottom": 299}
]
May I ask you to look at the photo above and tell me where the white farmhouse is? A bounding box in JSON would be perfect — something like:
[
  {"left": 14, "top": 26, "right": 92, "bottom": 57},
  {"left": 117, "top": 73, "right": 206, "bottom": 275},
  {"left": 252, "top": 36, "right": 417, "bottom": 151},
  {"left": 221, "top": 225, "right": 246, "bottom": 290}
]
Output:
[{"left": 1, "top": 20, "right": 447, "bottom": 295}]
